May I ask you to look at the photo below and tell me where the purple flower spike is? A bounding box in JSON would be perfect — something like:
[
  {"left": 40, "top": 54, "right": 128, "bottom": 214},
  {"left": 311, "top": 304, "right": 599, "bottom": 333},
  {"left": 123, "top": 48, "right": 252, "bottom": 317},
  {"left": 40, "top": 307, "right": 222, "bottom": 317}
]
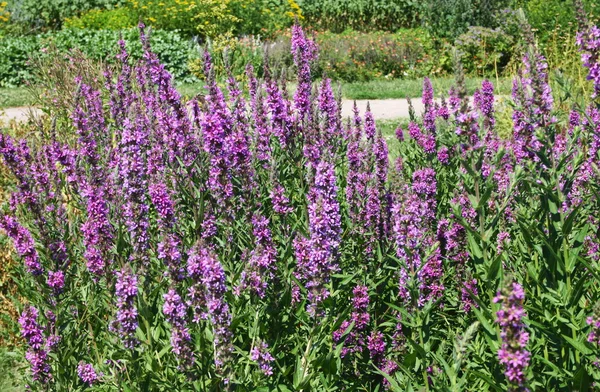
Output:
[
  {"left": 187, "top": 245, "right": 232, "bottom": 370},
  {"left": 494, "top": 282, "right": 530, "bottom": 390},
  {"left": 113, "top": 269, "right": 139, "bottom": 348},
  {"left": 163, "top": 288, "right": 194, "bottom": 368},
  {"left": 333, "top": 285, "right": 370, "bottom": 358},
  {"left": 0, "top": 215, "right": 42, "bottom": 276},
  {"left": 295, "top": 159, "right": 341, "bottom": 316},
  {"left": 77, "top": 362, "right": 101, "bottom": 386},
  {"left": 250, "top": 341, "right": 275, "bottom": 376},
  {"left": 19, "top": 306, "right": 51, "bottom": 383}
]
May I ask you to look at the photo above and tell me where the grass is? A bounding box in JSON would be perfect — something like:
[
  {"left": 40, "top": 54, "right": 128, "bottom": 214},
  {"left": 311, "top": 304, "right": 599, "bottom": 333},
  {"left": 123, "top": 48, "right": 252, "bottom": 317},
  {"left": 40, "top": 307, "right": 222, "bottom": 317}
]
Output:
[
  {"left": 0, "top": 77, "right": 513, "bottom": 110},
  {"left": 341, "top": 77, "right": 513, "bottom": 100},
  {"left": 0, "top": 88, "right": 32, "bottom": 109},
  {"left": 177, "top": 77, "right": 514, "bottom": 102},
  {"left": 376, "top": 118, "right": 409, "bottom": 161},
  {"left": 0, "top": 348, "right": 25, "bottom": 392}
]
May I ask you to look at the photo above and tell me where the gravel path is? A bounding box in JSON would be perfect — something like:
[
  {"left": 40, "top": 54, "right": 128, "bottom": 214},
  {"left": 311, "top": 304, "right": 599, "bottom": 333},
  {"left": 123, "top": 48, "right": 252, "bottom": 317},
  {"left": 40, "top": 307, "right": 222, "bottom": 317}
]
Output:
[
  {"left": 1, "top": 107, "right": 43, "bottom": 124},
  {"left": 1, "top": 97, "right": 481, "bottom": 124}
]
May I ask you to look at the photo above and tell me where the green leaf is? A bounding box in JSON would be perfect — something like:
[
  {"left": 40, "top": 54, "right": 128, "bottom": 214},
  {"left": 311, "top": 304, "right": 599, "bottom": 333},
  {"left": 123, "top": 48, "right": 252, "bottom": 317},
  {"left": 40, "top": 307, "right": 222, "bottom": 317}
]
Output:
[{"left": 562, "top": 335, "right": 593, "bottom": 355}]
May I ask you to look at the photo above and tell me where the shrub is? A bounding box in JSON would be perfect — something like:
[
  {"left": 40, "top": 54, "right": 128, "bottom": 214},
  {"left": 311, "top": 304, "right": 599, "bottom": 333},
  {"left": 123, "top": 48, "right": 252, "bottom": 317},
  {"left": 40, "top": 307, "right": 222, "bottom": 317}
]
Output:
[
  {"left": 189, "top": 33, "right": 266, "bottom": 83},
  {"left": 0, "top": 34, "right": 41, "bottom": 87},
  {"left": 128, "top": 0, "right": 239, "bottom": 38},
  {"left": 514, "top": 0, "right": 600, "bottom": 42},
  {"left": 6, "top": 0, "right": 122, "bottom": 30},
  {"left": 455, "top": 26, "right": 515, "bottom": 77},
  {"left": 419, "top": 0, "right": 511, "bottom": 40},
  {"left": 315, "top": 29, "right": 448, "bottom": 82},
  {"left": 228, "top": 0, "right": 299, "bottom": 37},
  {"left": 63, "top": 7, "right": 137, "bottom": 30},
  {"left": 0, "top": 28, "right": 199, "bottom": 87},
  {"left": 299, "top": 0, "right": 418, "bottom": 33}
]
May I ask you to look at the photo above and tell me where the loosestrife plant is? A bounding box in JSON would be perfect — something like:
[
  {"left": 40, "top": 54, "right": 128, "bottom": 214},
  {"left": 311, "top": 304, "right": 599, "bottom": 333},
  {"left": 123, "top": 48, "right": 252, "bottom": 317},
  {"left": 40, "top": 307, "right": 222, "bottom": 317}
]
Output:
[{"left": 3, "top": 8, "right": 600, "bottom": 389}]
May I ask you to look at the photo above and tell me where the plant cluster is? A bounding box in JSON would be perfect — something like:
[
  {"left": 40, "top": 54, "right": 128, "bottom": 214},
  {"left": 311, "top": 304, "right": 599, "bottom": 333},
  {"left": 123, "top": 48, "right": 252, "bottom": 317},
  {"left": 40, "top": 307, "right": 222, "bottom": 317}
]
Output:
[
  {"left": 0, "top": 27, "right": 199, "bottom": 87},
  {"left": 298, "top": 0, "right": 418, "bottom": 33},
  {"left": 6, "top": 6, "right": 600, "bottom": 389}
]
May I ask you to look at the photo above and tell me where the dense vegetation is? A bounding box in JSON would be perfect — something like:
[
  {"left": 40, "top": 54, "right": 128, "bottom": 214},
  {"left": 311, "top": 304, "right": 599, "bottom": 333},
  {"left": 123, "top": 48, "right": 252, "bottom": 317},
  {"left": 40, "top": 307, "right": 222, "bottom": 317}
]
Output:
[
  {"left": 5, "top": 0, "right": 600, "bottom": 388},
  {"left": 0, "top": 0, "right": 598, "bottom": 87}
]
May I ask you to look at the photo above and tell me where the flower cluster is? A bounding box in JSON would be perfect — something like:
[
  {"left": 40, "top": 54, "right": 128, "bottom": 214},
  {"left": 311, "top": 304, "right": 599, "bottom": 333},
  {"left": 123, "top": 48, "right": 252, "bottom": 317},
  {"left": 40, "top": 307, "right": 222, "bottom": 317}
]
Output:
[
  {"left": 494, "top": 282, "right": 530, "bottom": 390},
  {"left": 113, "top": 269, "right": 139, "bottom": 349},
  {"left": 333, "top": 285, "right": 370, "bottom": 358},
  {"left": 250, "top": 341, "right": 275, "bottom": 376},
  {"left": 77, "top": 362, "right": 101, "bottom": 386},
  {"left": 19, "top": 306, "right": 51, "bottom": 383},
  {"left": 295, "top": 159, "right": 341, "bottom": 315}
]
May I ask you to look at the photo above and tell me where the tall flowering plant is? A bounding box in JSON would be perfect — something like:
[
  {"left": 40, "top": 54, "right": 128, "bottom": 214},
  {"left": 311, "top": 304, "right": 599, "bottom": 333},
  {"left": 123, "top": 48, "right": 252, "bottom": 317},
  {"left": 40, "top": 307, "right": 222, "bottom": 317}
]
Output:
[{"left": 2, "top": 12, "right": 600, "bottom": 391}]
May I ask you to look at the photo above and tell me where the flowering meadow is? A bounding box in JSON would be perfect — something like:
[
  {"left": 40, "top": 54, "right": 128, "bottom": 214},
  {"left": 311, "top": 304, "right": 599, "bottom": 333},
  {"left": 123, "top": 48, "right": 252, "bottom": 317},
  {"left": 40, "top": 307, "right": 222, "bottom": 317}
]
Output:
[{"left": 6, "top": 4, "right": 600, "bottom": 390}]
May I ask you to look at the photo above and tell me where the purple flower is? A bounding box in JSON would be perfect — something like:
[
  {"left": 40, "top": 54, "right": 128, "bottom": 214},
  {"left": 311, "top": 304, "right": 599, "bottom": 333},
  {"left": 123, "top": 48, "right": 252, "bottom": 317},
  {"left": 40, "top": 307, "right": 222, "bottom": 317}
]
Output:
[
  {"left": 422, "top": 78, "right": 436, "bottom": 134},
  {"left": 368, "top": 330, "right": 386, "bottom": 359},
  {"left": 187, "top": 245, "right": 232, "bottom": 369},
  {"left": 47, "top": 271, "right": 65, "bottom": 294},
  {"left": 395, "top": 125, "right": 404, "bottom": 142},
  {"left": 497, "top": 231, "right": 511, "bottom": 253},
  {"left": 461, "top": 279, "right": 478, "bottom": 313},
  {"left": 270, "top": 183, "right": 293, "bottom": 215},
  {"left": 0, "top": 215, "right": 42, "bottom": 276},
  {"left": 577, "top": 24, "right": 600, "bottom": 98},
  {"left": 117, "top": 117, "right": 150, "bottom": 266},
  {"left": 80, "top": 182, "right": 113, "bottom": 276},
  {"left": 587, "top": 307, "right": 600, "bottom": 347},
  {"left": 295, "top": 159, "right": 341, "bottom": 315},
  {"left": 77, "top": 362, "right": 101, "bottom": 386},
  {"left": 291, "top": 23, "right": 317, "bottom": 120},
  {"left": 333, "top": 285, "right": 370, "bottom": 358},
  {"left": 477, "top": 80, "right": 495, "bottom": 130},
  {"left": 393, "top": 169, "right": 440, "bottom": 306},
  {"left": 382, "top": 359, "right": 399, "bottom": 389},
  {"left": 494, "top": 282, "right": 530, "bottom": 389},
  {"left": 250, "top": 341, "right": 274, "bottom": 376},
  {"left": 319, "top": 78, "right": 343, "bottom": 149},
  {"left": 238, "top": 214, "right": 277, "bottom": 298},
  {"left": 19, "top": 306, "right": 51, "bottom": 383},
  {"left": 264, "top": 67, "right": 292, "bottom": 148},
  {"left": 437, "top": 146, "right": 450, "bottom": 165},
  {"left": 113, "top": 269, "right": 139, "bottom": 348},
  {"left": 163, "top": 288, "right": 194, "bottom": 368}
]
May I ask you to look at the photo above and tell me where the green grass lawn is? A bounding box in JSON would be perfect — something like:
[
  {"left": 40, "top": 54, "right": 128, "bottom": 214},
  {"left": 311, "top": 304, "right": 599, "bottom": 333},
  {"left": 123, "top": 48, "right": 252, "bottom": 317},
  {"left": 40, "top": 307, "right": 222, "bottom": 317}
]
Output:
[
  {"left": 341, "top": 77, "right": 512, "bottom": 100},
  {"left": 0, "top": 77, "right": 512, "bottom": 109},
  {"left": 376, "top": 118, "right": 409, "bottom": 161},
  {"left": 178, "top": 77, "right": 513, "bottom": 102},
  {"left": 0, "top": 87, "right": 32, "bottom": 109}
]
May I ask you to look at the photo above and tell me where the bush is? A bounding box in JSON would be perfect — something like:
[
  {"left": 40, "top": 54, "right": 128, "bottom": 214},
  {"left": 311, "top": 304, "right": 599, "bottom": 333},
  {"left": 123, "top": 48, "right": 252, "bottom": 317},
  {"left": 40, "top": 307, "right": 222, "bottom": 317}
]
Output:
[
  {"left": 299, "top": 0, "right": 418, "bottom": 33},
  {"left": 315, "top": 29, "right": 448, "bottom": 82},
  {"left": 0, "top": 28, "right": 199, "bottom": 87},
  {"left": 228, "top": 0, "right": 300, "bottom": 37},
  {"left": 189, "top": 33, "right": 266, "bottom": 83},
  {"left": 63, "top": 7, "right": 137, "bottom": 30},
  {"left": 419, "top": 0, "right": 511, "bottom": 40},
  {"left": 6, "top": 0, "right": 122, "bottom": 30},
  {"left": 514, "top": 0, "right": 600, "bottom": 41},
  {"left": 455, "top": 26, "right": 515, "bottom": 77},
  {"left": 128, "top": 0, "right": 238, "bottom": 38},
  {"left": 0, "top": 35, "right": 41, "bottom": 87}
]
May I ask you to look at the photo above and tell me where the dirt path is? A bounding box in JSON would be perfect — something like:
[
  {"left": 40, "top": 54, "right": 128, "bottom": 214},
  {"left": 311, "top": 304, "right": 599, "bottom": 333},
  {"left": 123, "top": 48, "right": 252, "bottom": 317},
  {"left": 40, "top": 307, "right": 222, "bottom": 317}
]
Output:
[
  {"left": 1, "top": 107, "right": 43, "bottom": 124},
  {"left": 1, "top": 97, "right": 484, "bottom": 124}
]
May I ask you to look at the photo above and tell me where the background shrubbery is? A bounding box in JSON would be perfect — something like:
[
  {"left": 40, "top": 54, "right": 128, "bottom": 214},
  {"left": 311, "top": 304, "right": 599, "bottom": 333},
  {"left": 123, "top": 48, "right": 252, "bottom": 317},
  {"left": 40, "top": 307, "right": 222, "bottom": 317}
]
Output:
[
  {"left": 0, "top": 28, "right": 198, "bottom": 87},
  {"left": 2, "top": 0, "right": 600, "bottom": 90}
]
